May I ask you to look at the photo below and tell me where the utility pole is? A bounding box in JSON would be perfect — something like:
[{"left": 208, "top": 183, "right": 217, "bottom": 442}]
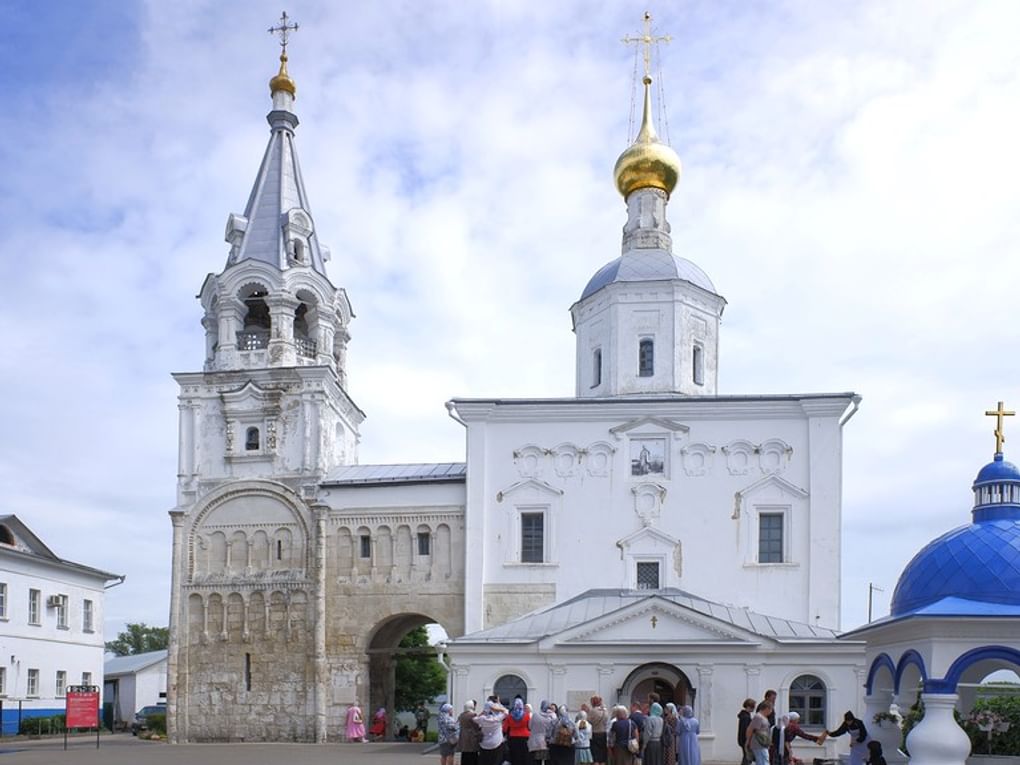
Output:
[{"left": 868, "top": 583, "right": 884, "bottom": 622}]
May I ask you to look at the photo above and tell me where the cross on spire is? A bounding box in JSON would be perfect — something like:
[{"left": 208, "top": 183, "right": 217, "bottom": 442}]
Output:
[
  {"left": 622, "top": 11, "right": 671, "bottom": 80},
  {"left": 985, "top": 400, "right": 1015, "bottom": 454},
  {"left": 268, "top": 11, "right": 299, "bottom": 52}
]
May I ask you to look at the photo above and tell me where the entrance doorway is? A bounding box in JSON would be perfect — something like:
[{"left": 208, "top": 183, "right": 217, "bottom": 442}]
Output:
[{"left": 619, "top": 663, "right": 695, "bottom": 708}]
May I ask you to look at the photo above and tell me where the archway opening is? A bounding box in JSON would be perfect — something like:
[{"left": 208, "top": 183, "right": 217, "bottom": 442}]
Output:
[
  {"left": 366, "top": 613, "right": 448, "bottom": 740},
  {"left": 619, "top": 662, "right": 695, "bottom": 709}
]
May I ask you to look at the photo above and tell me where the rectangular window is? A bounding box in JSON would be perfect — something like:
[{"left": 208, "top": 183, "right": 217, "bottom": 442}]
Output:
[
  {"left": 758, "top": 513, "right": 784, "bottom": 563},
  {"left": 56, "top": 671, "right": 67, "bottom": 697},
  {"left": 81, "top": 671, "right": 92, "bottom": 687},
  {"left": 636, "top": 561, "right": 661, "bottom": 590},
  {"left": 244, "top": 653, "right": 252, "bottom": 692},
  {"left": 592, "top": 348, "right": 602, "bottom": 387},
  {"left": 417, "top": 532, "right": 431, "bottom": 556},
  {"left": 27, "top": 668, "right": 39, "bottom": 697},
  {"left": 638, "top": 339, "right": 654, "bottom": 377},
  {"left": 0, "top": 582, "right": 7, "bottom": 619},
  {"left": 83, "top": 599, "right": 94, "bottom": 632},
  {"left": 520, "top": 513, "right": 544, "bottom": 563},
  {"left": 359, "top": 535, "right": 372, "bottom": 559},
  {"left": 28, "top": 588, "right": 40, "bottom": 625},
  {"left": 56, "top": 595, "right": 68, "bottom": 629},
  {"left": 692, "top": 344, "right": 704, "bottom": 386},
  {"left": 0, "top": 666, "right": 6, "bottom": 696}
]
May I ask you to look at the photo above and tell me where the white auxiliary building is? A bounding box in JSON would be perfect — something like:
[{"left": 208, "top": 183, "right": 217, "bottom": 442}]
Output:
[{"left": 0, "top": 515, "right": 121, "bottom": 734}]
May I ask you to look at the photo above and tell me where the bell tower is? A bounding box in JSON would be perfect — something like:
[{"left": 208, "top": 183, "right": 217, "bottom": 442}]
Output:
[{"left": 172, "top": 24, "right": 363, "bottom": 509}]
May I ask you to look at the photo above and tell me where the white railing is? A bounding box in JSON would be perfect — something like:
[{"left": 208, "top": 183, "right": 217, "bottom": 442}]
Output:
[
  {"left": 295, "top": 337, "right": 317, "bottom": 358},
  {"left": 237, "top": 330, "right": 269, "bottom": 350}
]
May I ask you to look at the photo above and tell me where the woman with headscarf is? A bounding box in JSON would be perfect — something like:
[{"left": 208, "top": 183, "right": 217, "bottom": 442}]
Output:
[
  {"left": 459, "top": 701, "right": 482, "bottom": 765},
  {"left": 608, "top": 705, "right": 638, "bottom": 765},
  {"left": 548, "top": 704, "right": 577, "bottom": 765},
  {"left": 369, "top": 707, "right": 387, "bottom": 741},
  {"left": 825, "top": 711, "right": 869, "bottom": 765},
  {"left": 345, "top": 701, "right": 366, "bottom": 743},
  {"left": 438, "top": 704, "right": 460, "bottom": 765},
  {"left": 588, "top": 696, "right": 609, "bottom": 765},
  {"left": 662, "top": 704, "right": 678, "bottom": 765},
  {"left": 641, "top": 703, "right": 664, "bottom": 765},
  {"left": 506, "top": 698, "right": 532, "bottom": 765},
  {"left": 529, "top": 701, "right": 556, "bottom": 765},
  {"left": 476, "top": 700, "right": 508, "bottom": 765},
  {"left": 676, "top": 706, "right": 700, "bottom": 765}
]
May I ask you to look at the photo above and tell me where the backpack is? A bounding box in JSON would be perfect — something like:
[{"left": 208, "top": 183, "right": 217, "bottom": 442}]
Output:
[{"left": 555, "top": 722, "right": 574, "bottom": 746}]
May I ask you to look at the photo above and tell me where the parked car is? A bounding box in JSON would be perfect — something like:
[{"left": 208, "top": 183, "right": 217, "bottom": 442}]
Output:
[{"left": 131, "top": 704, "right": 166, "bottom": 735}]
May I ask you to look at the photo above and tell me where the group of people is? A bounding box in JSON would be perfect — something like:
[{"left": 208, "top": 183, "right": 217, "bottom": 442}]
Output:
[
  {"left": 737, "top": 691, "right": 886, "bottom": 765},
  {"left": 344, "top": 702, "right": 431, "bottom": 743},
  {"left": 434, "top": 693, "right": 702, "bottom": 765}
]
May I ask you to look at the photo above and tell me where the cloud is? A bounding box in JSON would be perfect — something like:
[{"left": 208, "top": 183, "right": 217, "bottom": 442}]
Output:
[{"left": 1, "top": 0, "right": 1018, "bottom": 634}]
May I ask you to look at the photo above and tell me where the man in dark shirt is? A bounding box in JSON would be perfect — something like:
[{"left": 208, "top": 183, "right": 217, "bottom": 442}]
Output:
[{"left": 737, "top": 698, "right": 755, "bottom": 765}]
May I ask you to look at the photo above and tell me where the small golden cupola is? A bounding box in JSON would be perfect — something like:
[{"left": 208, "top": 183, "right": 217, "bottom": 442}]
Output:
[
  {"left": 613, "top": 74, "right": 681, "bottom": 199},
  {"left": 269, "top": 52, "right": 296, "bottom": 97}
]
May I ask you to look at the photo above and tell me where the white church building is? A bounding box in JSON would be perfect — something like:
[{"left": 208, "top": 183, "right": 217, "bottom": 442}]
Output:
[{"left": 165, "top": 30, "right": 872, "bottom": 761}]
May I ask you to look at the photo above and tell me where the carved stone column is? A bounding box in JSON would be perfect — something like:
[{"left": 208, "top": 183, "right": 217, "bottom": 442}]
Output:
[
  {"left": 166, "top": 510, "right": 186, "bottom": 743},
  {"left": 696, "top": 665, "right": 714, "bottom": 733},
  {"left": 313, "top": 507, "right": 328, "bottom": 742}
]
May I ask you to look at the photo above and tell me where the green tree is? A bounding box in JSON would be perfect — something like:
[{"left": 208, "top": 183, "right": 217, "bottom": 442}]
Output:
[
  {"left": 393, "top": 626, "right": 447, "bottom": 712},
  {"left": 105, "top": 623, "right": 169, "bottom": 656}
]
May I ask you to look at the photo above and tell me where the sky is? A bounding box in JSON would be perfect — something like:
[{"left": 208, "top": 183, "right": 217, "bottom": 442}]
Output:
[{"left": 1, "top": 0, "right": 1019, "bottom": 642}]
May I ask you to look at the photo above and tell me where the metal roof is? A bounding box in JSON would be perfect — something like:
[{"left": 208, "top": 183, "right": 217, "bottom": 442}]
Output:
[
  {"left": 322, "top": 462, "right": 466, "bottom": 486},
  {"left": 103, "top": 649, "right": 168, "bottom": 676},
  {"left": 580, "top": 251, "right": 718, "bottom": 302},
  {"left": 452, "top": 588, "right": 840, "bottom": 643}
]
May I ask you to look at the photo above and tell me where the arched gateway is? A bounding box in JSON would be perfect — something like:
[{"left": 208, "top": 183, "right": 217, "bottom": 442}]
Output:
[{"left": 620, "top": 663, "right": 695, "bottom": 707}]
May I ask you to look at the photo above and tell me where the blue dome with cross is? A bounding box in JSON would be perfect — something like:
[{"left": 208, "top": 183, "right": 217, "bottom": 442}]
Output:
[
  {"left": 891, "top": 403, "right": 1020, "bottom": 617},
  {"left": 891, "top": 452, "right": 1020, "bottom": 616}
]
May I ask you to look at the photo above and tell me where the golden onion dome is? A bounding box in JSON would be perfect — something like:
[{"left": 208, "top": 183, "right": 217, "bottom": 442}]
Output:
[
  {"left": 613, "top": 76, "right": 680, "bottom": 199},
  {"left": 269, "top": 52, "right": 296, "bottom": 97}
]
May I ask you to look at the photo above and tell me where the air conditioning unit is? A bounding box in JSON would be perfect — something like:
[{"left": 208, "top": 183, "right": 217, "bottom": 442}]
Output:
[{"left": 46, "top": 595, "right": 65, "bottom": 608}]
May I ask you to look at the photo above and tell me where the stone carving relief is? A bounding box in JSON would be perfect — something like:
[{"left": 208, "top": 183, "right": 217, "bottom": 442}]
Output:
[
  {"left": 513, "top": 445, "right": 545, "bottom": 478},
  {"left": 585, "top": 441, "right": 615, "bottom": 477},
  {"left": 552, "top": 443, "right": 580, "bottom": 478},
  {"left": 759, "top": 439, "right": 792, "bottom": 474},
  {"left": 722, "top": 440, "right": 757, "bottom": 476},
  {"left": 513, "top": 441, "right": 616, "bottom": 479},
  {"left": 632, "top": 483, "right": 667, "bottom": 527},
  {"left": 680, "top": 442, "right": 715, "bottom": 476}
]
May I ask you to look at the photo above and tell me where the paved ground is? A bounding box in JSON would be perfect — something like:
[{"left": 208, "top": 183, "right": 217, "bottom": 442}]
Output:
[{"left": 0, "top": 733, "right": 435, "bottom": 764}]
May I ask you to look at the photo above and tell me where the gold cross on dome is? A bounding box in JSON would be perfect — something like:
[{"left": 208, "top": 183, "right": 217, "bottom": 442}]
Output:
[
  {"left": 622, "top": 11, "right": 672, "bottom": 79},
  {"left": 650, "top": 615, "right": 658, "bottom": 629},
  {"left": 985, "top": 400, "right": 1015, "bottom": 453},
  {"left": 268, "top": 11, "right": 299, "bottom": 52}
]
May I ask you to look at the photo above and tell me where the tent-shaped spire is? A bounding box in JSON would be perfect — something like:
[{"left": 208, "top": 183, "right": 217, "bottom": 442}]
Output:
[{"left": 223, "top": 47, "right": 330, "bottom": 277}]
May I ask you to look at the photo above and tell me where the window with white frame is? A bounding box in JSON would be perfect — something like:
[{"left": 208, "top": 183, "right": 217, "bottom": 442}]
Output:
[
  {"left": 83, "top": 599, "right": 94, "bottom": 632},
  {"left": 592, "top": 348, "right": 602, "bottom": 387},
  {"left": 0, "top": 666, "right": 6, "bottom": 696},
  {"left": 56, "top": 595, "right": 68, "bottom": 629},
  {"left": 636, "top": 561, "right": 661, "bottom": 590},
  {"left": 28, "top": 588, "right": 40, "bottom": 625},
  {"left": 81, "top": 671, "right": 92, "bottom": 687},
  {"left": 0, "top": 582, "right": 7, "bottom": 619},
  {"left": 692, "top": 344, "right": 704, "bottom": 386},
  {"left": 27, "top": 668, "right": 39, "bottom": 697},
  {"left": 758, "top": 512, "right": 784, "bottom": 563},
  {"left": 789, "top": 675, "right": 826, "bottom": 726},
  {"left": 520, "top": 512, "right": 545, "bottom": 563},
  {"left": 56, "top": 670, "right": 67, "bottom": 697},
  {"left": 638, "top": 338, "right": 654, "bottom": 377}
]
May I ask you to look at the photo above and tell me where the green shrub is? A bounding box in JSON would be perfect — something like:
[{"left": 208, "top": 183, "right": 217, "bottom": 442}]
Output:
[
  {"left": 146, "top": 713, "right": 167, "bottom": 736},
  {"left": 19, "top": 714, "right": 65, "bottom": 736},
  {"left": 962, "top": 696, "right": 1020, "bottom": 755}
]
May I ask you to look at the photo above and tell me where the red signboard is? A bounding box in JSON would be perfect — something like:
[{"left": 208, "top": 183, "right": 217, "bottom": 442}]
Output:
[{"left": 65, "top": 690, "right": 99, "bottom": 728}]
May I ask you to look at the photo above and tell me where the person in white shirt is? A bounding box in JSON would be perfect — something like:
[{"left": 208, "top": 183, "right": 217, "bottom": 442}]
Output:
[{"left": 476, "top": 700, "right": 508, "bottom": 765}]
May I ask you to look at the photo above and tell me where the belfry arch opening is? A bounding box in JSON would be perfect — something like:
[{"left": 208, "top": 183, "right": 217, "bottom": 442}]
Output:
[
  {"left": 239, "top": 285, "right": 271, "bottom": 350},
  {"left": 366, "top": 613, "right": 449, "bottom": 732}
]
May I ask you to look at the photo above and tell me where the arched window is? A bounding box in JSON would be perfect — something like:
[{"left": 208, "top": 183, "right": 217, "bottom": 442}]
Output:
[
  {"left": 239, "top": 287, "right": 271, "bottom": 350},
  {"left": 245, "top": 427, "right": 260, "bottom": 451},
  {"left": 0, "top": 525, "right": 13, "bottom": 546},
  {"left": 493, "top": 674, "right": 528, "bottom": 706},
  {"left": 294, "top": 300, "right": 317, "bottom": 358},
  {"left": 692, "top": 344, "right": 704, "bottom": 386},
  {"left": 789, "top": 674, "right": 826, "bottom": 726},
  {"left": 638, "top": 339, "right": 654, "bottom": 377},
  {"left": 592, "top": 348, "right": 602, "bottom": 387}
]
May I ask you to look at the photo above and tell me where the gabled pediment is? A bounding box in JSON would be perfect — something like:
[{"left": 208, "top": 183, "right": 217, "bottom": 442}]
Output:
[
  {"left": 609, "top": 416, "right": 689, "bottom": 441},
  {"left": 733, "top": 474, "right": 808, "bottom": 518},
  {"left": 542, "top": 597, "right": 761, "bottom": 649},
  {"left": 617, "top": 526, "right": 677, "bottom": 551},
  {"left": 220, "top": 380, "right": 282, "bottom": 414},
  {"left": 496, "top": 478, "right": 563, "bottom": 503},
  {"left": 0, "top": 515, "right": 59, "bottom": 560}
]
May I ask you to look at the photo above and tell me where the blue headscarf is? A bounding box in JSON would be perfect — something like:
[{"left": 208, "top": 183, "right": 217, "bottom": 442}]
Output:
[{"left": 511, "top": 698, "right": 525, "bottom": 721}]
